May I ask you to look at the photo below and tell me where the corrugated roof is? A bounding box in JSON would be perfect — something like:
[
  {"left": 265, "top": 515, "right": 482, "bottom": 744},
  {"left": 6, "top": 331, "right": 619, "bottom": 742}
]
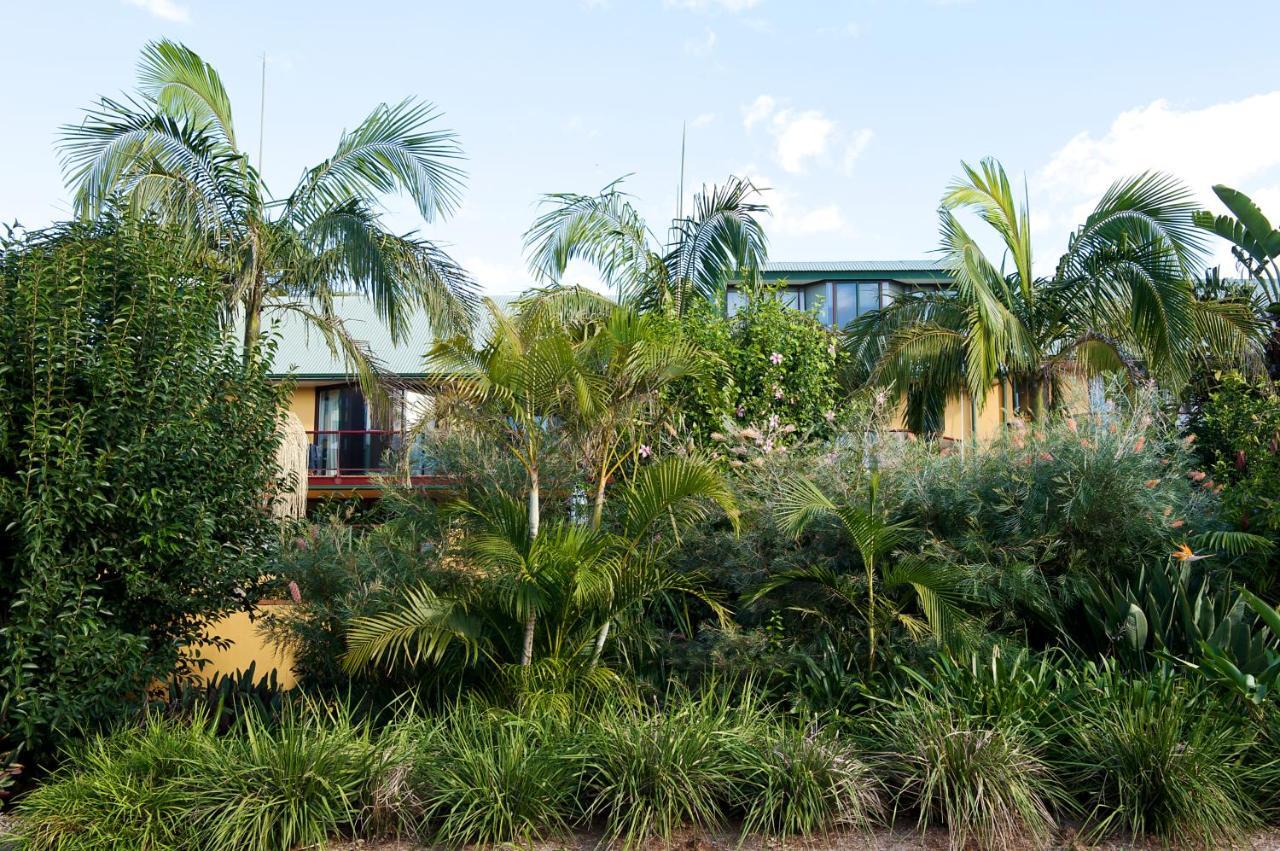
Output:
[
  {"left": 762, "top": 260, "right": 947, "bottom": 273},
  {"left": 262, "top": 297, "right": 438, "bottom": 379},
  {"left": 262, "top": 294, "right": 522, "bottom": 380}
]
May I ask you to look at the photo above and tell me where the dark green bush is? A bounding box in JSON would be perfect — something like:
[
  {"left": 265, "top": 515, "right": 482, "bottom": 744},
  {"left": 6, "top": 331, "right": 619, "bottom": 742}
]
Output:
[
  {"left": 1057, "top": 666, "right": 1259, "bottom": 843},
  {"left": 0, "top": 218, "right": 285, "bottom": 760}
]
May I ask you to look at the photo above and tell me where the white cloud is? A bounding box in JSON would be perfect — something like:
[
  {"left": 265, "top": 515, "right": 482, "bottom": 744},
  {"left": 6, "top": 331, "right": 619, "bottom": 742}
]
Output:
[
  {"left": 1036, "top": 91, "right": 1280, "bottom": 269},
  {"left": 743, "top": 168, "right": 846, "bottom": 236},
  {"left": 742, "top": 95, "right": 775, "bottom": 130},
  {"left": 773, "top": 110, "right": 835, "bottom": 173},
  {"left": 684, "top": 28, "right": 718, "bottom": 56},
  {"left": 665, "top": 0, "right": 761, "bottom": 11},
  {"left": 742, "top": 95, "right": 872, "bottom": 175},
  {"left": 842, "top": 128, "right": 874, "bottom": 175},
  {"left": 123, "top": 0, "right": 189, "bottom": 22},
  {"left": 690, "top": 112, "right": 717, "bottom": 129}
]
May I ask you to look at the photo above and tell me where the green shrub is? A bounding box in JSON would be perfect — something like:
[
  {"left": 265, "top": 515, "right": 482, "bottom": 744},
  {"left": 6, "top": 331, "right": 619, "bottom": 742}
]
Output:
[
  {"left": 873, "top": 699, "right": 1061, "bottom": 850},
  {"left": 0, "top": 217, "right": 286, "bottom": 760},
  {"left": 738, "top": 722, "right": 881, "bottom": 838},
  {"left": 15, "top": 716, "right": 210, "bottom": 851},
  {"left": 579, "top": 690, "right": 751, "bottom": 847},
  {"left": 653, "top": 285, "right": 842, "bottom": 443},
  {"left": 192, "top": 704, "right": 379, "bottom": 851},
  {"left": 14, "top": 703, "right": 379, "bottom": 851},
  {"left": 1058, "top": 667, "right": 1258, "bottom": 843},
  {"left": 401, "top": 703, "right": 577, "bottom": 846},
  {"left": 1191, "top": 370, "right": 1280, "bottom": 593}
]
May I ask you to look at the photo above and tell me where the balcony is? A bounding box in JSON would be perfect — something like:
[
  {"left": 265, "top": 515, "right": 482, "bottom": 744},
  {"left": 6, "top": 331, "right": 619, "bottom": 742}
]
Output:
[{"left": 305, "top": 429, "right": 453, "bottom": 497}]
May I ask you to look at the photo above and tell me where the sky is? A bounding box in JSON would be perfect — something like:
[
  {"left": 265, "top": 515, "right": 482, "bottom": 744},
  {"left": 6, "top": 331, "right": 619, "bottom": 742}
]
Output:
[{"left": 5, "top": 0, "right": 1280, "bottom": 295}]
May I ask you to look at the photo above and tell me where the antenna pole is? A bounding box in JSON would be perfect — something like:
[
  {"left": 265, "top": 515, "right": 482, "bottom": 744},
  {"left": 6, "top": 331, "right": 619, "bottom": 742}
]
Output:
[
  {"left": 257, "top": 53, "right": 267, "bottom": 172},
  {"left": 677, "top": 121, "right": 686, "bottom": 221}
]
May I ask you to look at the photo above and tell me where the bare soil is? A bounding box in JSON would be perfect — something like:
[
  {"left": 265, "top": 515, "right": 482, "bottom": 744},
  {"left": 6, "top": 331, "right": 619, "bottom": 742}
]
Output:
[{"left": 328, "top": 825, "right": 1280, "bottom": 850}]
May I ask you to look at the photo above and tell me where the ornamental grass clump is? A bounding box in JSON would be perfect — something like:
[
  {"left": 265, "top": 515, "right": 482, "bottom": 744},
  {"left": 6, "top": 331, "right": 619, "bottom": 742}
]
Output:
[
  {"left": 578, "top": 689, "right": 754, "bottom": 848},
  {"left": 738, "top": 721, "right": 882, "bottom": 839},
  {"left": 14, "top": 702, "right": 381, "bottom": 851},
  {"left": 15, "top": 715, "right": 212, "bottom": 851},
  {"left": 400, "top": 702, "right": 578, "bottom": 847},
  {"left": 875, "top": 699, "right": 1061, "bottom": 851},
  {"left": 1059, "top": 668, "right": 1259, "bottom": 844}
]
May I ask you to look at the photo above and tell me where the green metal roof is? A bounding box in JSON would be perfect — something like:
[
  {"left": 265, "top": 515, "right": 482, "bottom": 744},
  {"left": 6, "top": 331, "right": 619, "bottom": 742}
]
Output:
[
  {"left": 762, "top": 260, "right": 946, "bottom": 274},
  {"left": 262, "top": 297, "right": 438, "bottom": 380}
]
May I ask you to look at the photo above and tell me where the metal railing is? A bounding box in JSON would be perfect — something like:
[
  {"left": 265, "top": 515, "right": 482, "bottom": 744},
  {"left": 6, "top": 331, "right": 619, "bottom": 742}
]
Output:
[{"left": 306, "top": 429, "right": 436, "bottom": 478}]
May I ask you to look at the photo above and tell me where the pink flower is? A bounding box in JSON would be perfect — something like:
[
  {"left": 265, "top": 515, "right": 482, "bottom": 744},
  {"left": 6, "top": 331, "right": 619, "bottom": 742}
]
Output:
[
  {"left": 638, "top": 444, "right": 652, "bottom": 459},
  {"left": 773, "top": 386, "right": 784, "bottom": 400},
  {"left": 768, "top": 414, "right": 779, "bottom": 430},
  {"left": 769, "top": 352, "right": 784, "bottom": 365},
  {"left": 288, "top": 581, "right": 302, "bottom": 604},
  {"left": 824, "top": 410, "right": 836, "bottom": 423},
  {"left": 735, "top": 406, "right": 746, "bottom": 418}
]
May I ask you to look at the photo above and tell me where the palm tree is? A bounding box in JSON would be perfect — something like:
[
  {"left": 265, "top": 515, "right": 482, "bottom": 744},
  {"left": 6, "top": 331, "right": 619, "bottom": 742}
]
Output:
[
  {"left": 1195, "top": 185, "right": 1280, "bottom": 311},
  {"left": 845, "top": 158, "right": 1262, "bottom": 427},
  {"left": 425, "top": 299, "right": 588, "bottom": 665},
  {"left": 342, "top": 455, "right": 736, "bottom": 678},
  {"left": 749, "top": 473, "right": 962, "bottom": 672},
  {"left": 523, "top": 175, "right": 768, "bottom": 316},
  {"left": 59, "top": 40, "right": 476, "bottom": 385}
]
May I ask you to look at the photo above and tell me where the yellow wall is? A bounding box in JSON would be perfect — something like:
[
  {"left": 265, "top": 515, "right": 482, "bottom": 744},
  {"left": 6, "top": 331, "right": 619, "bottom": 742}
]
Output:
[
  {"left": 193, "top": 604, "right": 297, "bottom": 689},
  {"left": 290, "top": 386, "right": 316, "bottom": 433}
]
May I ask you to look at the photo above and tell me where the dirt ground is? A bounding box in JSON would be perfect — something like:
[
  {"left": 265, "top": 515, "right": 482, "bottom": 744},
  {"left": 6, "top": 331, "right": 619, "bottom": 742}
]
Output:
[
  {"left": 4, "top": 815, "right": 1278, "bottom": 849},
  {"left": 328, "top": 825, "right": 1280, "bottom": 850}
]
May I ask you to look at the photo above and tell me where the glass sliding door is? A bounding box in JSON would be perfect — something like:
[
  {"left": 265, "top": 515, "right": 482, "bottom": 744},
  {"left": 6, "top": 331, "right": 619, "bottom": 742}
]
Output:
[{"left": 315, "top": 388, "right": 342, "bottom": 474}]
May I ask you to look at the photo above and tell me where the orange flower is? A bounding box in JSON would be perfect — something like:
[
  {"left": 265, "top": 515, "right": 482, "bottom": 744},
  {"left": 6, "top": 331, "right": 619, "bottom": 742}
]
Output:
[
  {"left": 1144, "top": 479, "right": 1160, "bottom": 489},
  {"left": 1170, "top": 518, "right": 1185, "bottom": 528},
  {"left": 1184, "top": 433, "right": 1197, "bottom": 445},
  {"left": 1080, "top": 439, "right": 1092, "bottom": 449},
  {"left": 1109, "top": 422, "right": 1118, "bottom": 434},
  {"left": 1188, "top": 470, "right": 1207, "bottom": 482},
  {"left": 1133, "top": 435, "right": 1146, "bottom": 453},
  {"left": 1038, "top": 452, "right": 1054, "bottom": 462},
  {"left": 1171, "top": 542, "right": 1206, "bottom": 561},
  {"left": 1066, "top": 417, "right": 1078, "bottom": 433}
]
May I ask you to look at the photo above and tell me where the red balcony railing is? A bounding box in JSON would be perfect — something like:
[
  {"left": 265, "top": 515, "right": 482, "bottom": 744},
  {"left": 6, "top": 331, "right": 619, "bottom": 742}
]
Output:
[{"left": 306, "top": 429, "right": 442, "bottom": 492}]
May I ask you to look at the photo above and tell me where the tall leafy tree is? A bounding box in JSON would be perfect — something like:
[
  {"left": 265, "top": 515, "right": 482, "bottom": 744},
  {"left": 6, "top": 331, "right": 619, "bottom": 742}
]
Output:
[
  {"left": 523, "top": 176, "right": 769, "bottom": 316},
  {"left": 59, "top": 39, "right": 477, "bottom": 384},
  {"left": 845, "top": 158, "right": 1262, "bottom": 425}
]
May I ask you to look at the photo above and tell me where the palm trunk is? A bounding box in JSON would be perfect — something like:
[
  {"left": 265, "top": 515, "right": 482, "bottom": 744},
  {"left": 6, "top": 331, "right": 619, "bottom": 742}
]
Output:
[
  {"left": 866, "top": 557, "right": 877, "bottom": 673},
  {"left": 522, "top": 468, "right": 540, "bottom": 667},
  {"left": 1028, "top": 376, "right": 1047, "bottom": 422},
  {"left": 242, "top": 300, "right": 261, "bottom": 367},
  {"left": 589, "top": 463, "right": 610, "bottom": 666}
]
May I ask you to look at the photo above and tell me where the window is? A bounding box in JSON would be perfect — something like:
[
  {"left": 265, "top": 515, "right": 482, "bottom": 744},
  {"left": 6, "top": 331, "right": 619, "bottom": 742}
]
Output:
[
  {"left": 726, "top": 288, "right": 747, "bottom": 317},
  {"left": 858, "top": 282, "right": 881, "bottom": 314},
  {"left": 778, "top": 287, "right": 802, "bottom": 310},
  {"left": 804, "top": 282, "right": 831, "bottom": 325},
  {"left": 834, "top": 282, "right": 858, "bottom": 328}
]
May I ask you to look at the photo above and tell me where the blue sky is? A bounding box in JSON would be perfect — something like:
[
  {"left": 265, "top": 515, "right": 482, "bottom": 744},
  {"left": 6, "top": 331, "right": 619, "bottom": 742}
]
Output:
[{"left": 5, "top": 0, "right": 1280, "bottom": 294}]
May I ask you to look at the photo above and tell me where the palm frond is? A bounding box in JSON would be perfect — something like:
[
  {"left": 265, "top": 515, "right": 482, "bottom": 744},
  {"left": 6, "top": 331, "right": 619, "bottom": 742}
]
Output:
[
  {"left": 289, "top": 98, "right": 465, "bottom": 222},
  {"left": 522, "top": 177, "right": 655, "bottom": 296},
  {"left": 343, "top": 582, "right": 483, "bottom": 671},
  {"left": 137, "top": 38, "right": 238, "bottom": 148}
]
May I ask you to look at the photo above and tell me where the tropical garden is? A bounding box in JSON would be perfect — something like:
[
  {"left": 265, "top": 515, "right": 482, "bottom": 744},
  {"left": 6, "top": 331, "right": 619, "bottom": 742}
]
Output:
[{"left": 3, "top": 39, "right": 1280, "bottom": 851}]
